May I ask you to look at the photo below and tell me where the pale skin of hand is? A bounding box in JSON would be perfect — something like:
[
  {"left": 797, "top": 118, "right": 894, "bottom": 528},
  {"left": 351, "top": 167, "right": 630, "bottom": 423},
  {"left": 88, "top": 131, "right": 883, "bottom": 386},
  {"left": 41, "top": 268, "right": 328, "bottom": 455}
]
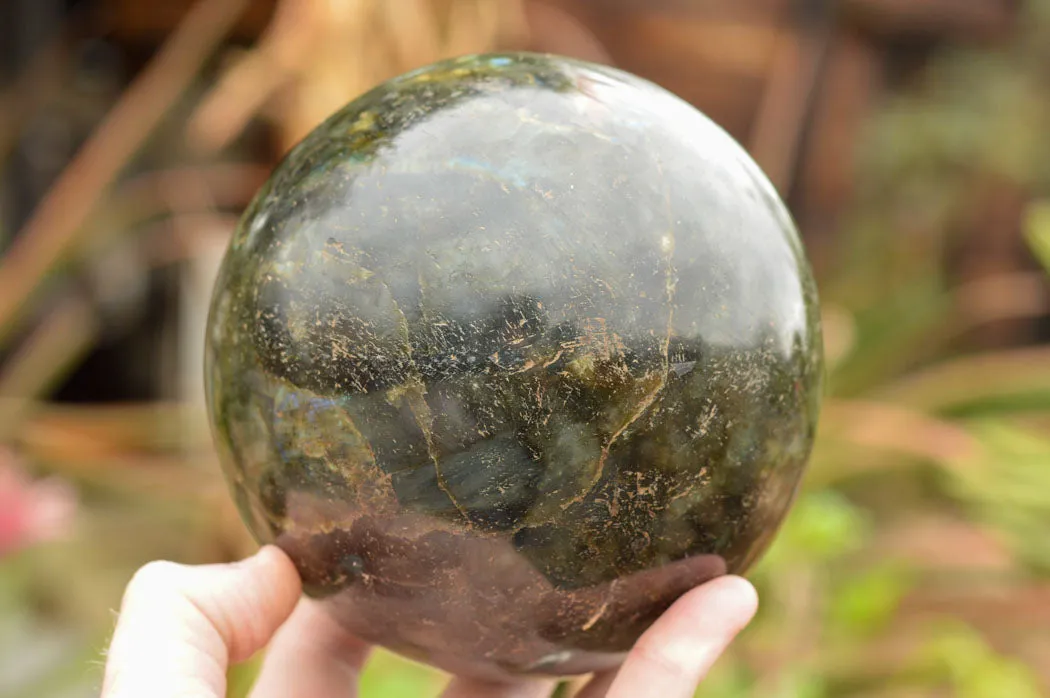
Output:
[{"left": 101, "top": 546, "right": 758, "bottom": 698}]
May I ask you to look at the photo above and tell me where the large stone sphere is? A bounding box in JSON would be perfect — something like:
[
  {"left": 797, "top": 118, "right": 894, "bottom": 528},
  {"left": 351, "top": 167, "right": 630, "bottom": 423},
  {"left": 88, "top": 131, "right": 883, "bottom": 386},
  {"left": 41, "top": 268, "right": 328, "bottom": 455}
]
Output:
[{"left": 205, "top": 52, "right": 823, "bottom": 681}]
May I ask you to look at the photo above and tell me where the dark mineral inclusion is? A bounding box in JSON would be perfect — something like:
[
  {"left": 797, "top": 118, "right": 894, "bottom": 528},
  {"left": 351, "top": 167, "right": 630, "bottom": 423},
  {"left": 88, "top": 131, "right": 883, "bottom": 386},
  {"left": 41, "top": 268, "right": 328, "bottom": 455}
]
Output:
[{"left": 205, "top": 52, "right": 823, "bottom": 680}]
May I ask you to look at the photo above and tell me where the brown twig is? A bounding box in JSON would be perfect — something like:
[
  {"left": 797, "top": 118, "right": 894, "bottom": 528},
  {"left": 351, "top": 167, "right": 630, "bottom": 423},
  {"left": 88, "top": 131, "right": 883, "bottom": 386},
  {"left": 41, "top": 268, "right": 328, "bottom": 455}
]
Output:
[
  {"left": 0, "top": 295, "right": 100, "bottom": 439},
  {"left": 870, "top": 347, "right": 1050, "bottom": 411},
  {"left": 820, "top": 398, "right": 981, "bottom": 464},
  {"left": 16, "top": 400, "right": 204, "bottom": 450},
  {"left": 749, "top": 7, "right": 834, "bottom": 194},
  {"left": 188, "top": 0, "right": 319, "bottom": 153},
  {"left": 116, "top": 163, "right": 268, "bottom": 212},
  {"left": 143, "top": 213, "right": 240, "bottom": 267},
  {"left": 0, "top": 0, "right": 249, "bottom": 348},
  {"left": 0, "top": 32, "right": 69, "bottom": 165},
  {"left": 191, "top": 0, "right": 529, "bottom": 154},
  {"left": 80, "top": 163, "right": 265, "bottom": 254}
]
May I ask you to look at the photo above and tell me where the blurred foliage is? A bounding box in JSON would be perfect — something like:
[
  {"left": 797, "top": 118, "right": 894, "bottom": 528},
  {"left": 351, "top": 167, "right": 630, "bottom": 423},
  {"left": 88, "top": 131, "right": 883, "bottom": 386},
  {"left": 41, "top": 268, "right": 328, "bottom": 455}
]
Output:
[{"left": 1, "top": 0, "right": 1050, "bottom": 697}]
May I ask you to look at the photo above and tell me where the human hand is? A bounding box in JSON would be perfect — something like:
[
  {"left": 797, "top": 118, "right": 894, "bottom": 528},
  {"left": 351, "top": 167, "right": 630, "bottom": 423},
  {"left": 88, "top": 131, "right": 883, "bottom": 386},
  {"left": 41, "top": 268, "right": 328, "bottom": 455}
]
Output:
[{"left": 101, "top": 546, "right": 757, "bottom": 698}]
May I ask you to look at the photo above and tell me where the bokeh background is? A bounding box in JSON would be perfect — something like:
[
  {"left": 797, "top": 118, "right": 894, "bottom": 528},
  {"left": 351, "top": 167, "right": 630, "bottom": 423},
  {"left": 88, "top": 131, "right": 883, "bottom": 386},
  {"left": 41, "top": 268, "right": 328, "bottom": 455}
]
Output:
[{"left": 2, "top": 0, "right": 1049, "bottom": 696}]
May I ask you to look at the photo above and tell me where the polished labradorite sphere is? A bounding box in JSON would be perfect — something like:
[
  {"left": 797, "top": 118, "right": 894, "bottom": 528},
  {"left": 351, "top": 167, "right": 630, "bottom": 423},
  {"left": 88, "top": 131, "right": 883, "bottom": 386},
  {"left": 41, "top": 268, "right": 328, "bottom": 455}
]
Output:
[{"left": 205, "top": 52, "right": 822, "bottom": 680}]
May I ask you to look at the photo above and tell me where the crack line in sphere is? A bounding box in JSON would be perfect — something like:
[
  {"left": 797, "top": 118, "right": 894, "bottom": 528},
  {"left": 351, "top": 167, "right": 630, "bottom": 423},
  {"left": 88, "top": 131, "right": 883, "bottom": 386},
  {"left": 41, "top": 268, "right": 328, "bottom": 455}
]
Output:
[
  {"left": 414, "top": 385, "right": 473, "bottom": 526},
  {"left": 334, "top": 410, "right": 399, "bottom": 509},
  {"left": 582, "top": 579, "right": 619, "bottom": 631},
  {"left": 656, "top": 154, "right": 677, "bottom": 372},
  {"left": 562, "top": 371, "right": 666, "bottom": 511},
  {"left": 381, "top": 268, "right": 474, "bottom": 528},
  {"left": 394, "top": 272, "right": 474, "bottom": 529},
  {"left": 560, "top": 155, "right": 678, "bottom": 511}
]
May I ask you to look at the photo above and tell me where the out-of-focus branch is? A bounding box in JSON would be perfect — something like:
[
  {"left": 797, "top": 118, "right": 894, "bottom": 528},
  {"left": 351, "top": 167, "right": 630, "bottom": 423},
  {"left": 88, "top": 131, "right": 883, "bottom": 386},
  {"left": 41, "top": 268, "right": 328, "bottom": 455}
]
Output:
[
  {"left": 819, "top": 398, "right": 981, "bottom": 466},
  {"left": 144, "top": 213, "right": 240, "bottom": 267},
  {"left": 187, "top": 0, "right": 319, "bottom": 154},
  {"left": 952, "top": 271, "right": 1049, "bottom": 330},
  {"left": 842, "top": 0, "right": 1018, "bottom": 40},
  {"left": 0, "top": 163, "right": 254, "bottom": 438},
  {"left": 0, "top": 0, "right": 249, "bottom": 348},
  {"left": 84, "top": 163, "right": 266, "bottom": 251},
  {"left": 521, "top": 1, "right": 608, "bottom": 64},
  {"left": 871, "top": 347, "right": 1050, "bottom": 412},
  {"left": 189, "top": 0, "right": 528, "bottom": 155},
  {"left": 0, "top": 295, "right": 99, "bottom": 438},
  {"left": 117, "top": 163, "right": 268, "bottom": 213},
  {"left": 749, "top": 2, "right": 834, "bottom": 195},
  {"left": 17, "top": 401, "right": 204, "bottom": 451},
  {"left": 0, "top": 35, "right": 68, "bottom": 166}
]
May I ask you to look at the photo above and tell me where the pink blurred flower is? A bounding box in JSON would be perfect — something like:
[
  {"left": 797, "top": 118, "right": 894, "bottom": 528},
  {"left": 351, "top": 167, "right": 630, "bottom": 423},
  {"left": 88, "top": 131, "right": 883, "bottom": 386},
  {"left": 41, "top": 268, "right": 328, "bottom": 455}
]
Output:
[{"left": 0, "top": 453, "right": 76, "bottom": 557}]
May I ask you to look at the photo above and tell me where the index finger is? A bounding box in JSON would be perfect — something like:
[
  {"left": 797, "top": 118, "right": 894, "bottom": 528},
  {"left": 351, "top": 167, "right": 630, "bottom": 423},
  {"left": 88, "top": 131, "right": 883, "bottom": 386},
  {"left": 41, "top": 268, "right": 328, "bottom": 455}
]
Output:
[{"left": 577, "top": 575, "right": 758, "bottom": 698}]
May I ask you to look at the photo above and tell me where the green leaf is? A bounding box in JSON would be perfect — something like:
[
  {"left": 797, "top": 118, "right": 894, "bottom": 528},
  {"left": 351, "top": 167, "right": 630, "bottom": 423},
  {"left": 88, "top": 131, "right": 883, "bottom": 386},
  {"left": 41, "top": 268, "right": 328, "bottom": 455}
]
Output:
[
  {"left": 227, "top": 654, "right": 263, "bottom": 698},
  {"left": 962, "top": 661, "right": 1044, "bottom": 698},
  {"left": 827, "top": 563, "right": 912, "bottom": 637},
  {"left": 1023, "top": 199, "right": 1050, "bottom": 274},
  {"left": 358, "top": 649, "right": 444, "bottom": 698},
  {"left": 693, "top": 656, "right": 752, "bottom": 698},
  {"left": 760, "top": 490, "right": 870, "bottom": 567},
  {"left": 918, "top": 623, "right": 1044, "bottom": 698}
]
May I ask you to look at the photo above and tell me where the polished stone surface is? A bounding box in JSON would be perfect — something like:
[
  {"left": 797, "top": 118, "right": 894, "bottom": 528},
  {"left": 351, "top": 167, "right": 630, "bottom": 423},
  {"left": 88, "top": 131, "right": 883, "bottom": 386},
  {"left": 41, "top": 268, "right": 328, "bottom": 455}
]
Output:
[{"left": 205, "top": 52, "right": 823, "bottom": 680}]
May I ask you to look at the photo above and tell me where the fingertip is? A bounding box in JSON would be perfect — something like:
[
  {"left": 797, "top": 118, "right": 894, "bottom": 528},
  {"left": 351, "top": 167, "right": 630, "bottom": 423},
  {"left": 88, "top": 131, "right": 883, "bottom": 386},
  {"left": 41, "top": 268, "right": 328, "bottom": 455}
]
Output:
[
  {"left": 661, "top": 574, "right": 758, "bottom": 643},
  {"left": 254, "top": 543, "right": 292, "bottom": 566},
  {"left": 705, "top": 574, "right": 759, "bottom": 623},
  {"left": 252, "top": 545, "right": 303, "bottom": 596},
  {"left": 216, "top": 546, "right": 303, "bottom": 663},
  {"left": 595, "top": 574, "right": 759, "bottom": 698}
]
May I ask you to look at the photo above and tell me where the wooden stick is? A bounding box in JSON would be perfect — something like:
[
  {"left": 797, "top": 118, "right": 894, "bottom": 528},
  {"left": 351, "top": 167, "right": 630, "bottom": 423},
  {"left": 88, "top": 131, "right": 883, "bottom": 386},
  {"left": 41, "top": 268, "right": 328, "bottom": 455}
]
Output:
[
  {"left": 0, "top": 295, "right": 99, "bottom": 439},
  {"left": 749, "top": 7, "right": 834, "bottom": 195},
  {"left": 0, "top": 0, "right": 249, "bottom": 347}
]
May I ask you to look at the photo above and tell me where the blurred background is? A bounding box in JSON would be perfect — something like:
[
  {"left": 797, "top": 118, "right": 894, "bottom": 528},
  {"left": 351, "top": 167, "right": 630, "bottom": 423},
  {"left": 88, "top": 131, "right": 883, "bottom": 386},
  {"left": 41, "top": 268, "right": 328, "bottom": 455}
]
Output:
[{"left": 1, "top": 0, "right": 1049, "bottom": 696}]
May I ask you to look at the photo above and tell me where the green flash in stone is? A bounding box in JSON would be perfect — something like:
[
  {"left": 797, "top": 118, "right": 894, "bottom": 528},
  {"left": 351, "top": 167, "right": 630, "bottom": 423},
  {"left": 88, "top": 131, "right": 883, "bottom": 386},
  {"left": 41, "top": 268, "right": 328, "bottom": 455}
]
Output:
[{"left": 205, "top": 51, "right": 823, "bottom": 680}]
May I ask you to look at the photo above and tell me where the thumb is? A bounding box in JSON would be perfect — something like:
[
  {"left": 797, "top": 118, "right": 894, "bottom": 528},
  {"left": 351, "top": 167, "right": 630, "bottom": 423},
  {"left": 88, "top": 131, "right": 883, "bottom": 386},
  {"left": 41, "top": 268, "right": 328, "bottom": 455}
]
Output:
[{"left": 102, "top": 545, "right": 302, "bottom": 698}]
